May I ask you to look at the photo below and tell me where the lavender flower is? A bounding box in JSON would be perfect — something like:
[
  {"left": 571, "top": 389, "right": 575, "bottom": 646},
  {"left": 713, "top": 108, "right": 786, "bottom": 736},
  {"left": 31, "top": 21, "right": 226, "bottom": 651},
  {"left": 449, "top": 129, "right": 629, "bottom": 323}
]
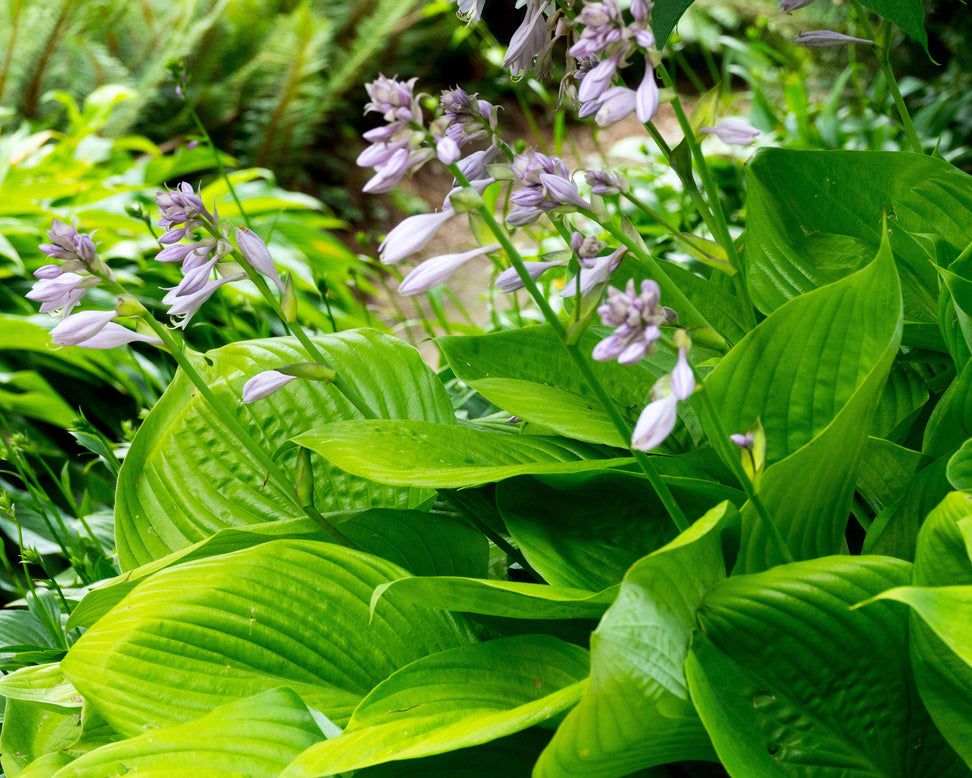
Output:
[
  {"left": 496, "top": 259, "right": 567, "bottom": 293},
  {"left": 242, "top": 370, "right": 298, "bottom": 403},
  {"left": 156, "top": 182, "right": 216, "bottom": 232},
  {"left": 440, "top": 88, "right": 494, "bottom": 147},
  {"left": 50, "top": 310, "right": 117, "bottom": 347},
  {"left": 730, "top": 432, "right": 755, "bottom": 449},
  {"left": 380, "top": 209, "right": 457, "bottom": 265},
  {"left": 235, "top": 227, "right": 285, "bottom": 293},
  {"left": 70, "top": 323, "right": 163, "bottom": 350},
  {"left": 507, "top": 150, "right": 589, "bottom": 227},
  {"left": 450, "top": 0, "right": 486, "bottom": 25},
  {"left": 592, "top": 279, "right": 677, "bottom": 365},
  {"left": 560, "top": 246, "right": 626, "bottom": 298},
  {"left": 795, "top": 31, "right": 874, "bottom": 47},
  {"left": 631, "top": 347, "right": 695, "bottom": 451},
  {"left": 586, "top": 169, "right": 629, "bottom": 196},
  {"left": 398, "top": 244, "right": 500, "bottom": 296},
  {"left": 700, "top": 118, "right": 761, "bottom": 146},
  {"left": 26, "top": 272, "right": 99, "bottom": 317}
]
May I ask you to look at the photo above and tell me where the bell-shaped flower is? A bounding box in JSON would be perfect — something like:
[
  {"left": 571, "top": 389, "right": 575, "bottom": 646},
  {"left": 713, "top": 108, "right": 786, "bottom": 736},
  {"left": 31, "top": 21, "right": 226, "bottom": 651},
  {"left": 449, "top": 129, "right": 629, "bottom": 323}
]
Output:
[
  {"left": 235, "top": 226, "right": 285, "bottom": 292},
  {"left": 595, "top": 86, "right": 637, "bottom": 127},
  {"left": 578, "top": 52, "right": 622, "bottom": 103},
  {"left": 635, "top": 67, "right": 660, "bottom": 123},
  {"left": 700, "top": 118, "right": 760, "bottom": 146},
  {"left": 670, "top": 347, "right": 695, "bottom": 399},
  {"left": 70, "top": 323, "right": 163, "bottom": 350},
  {"left": 436, "top": 136, "right": 461, "bottom": 165},
  {"left": 241, "top": 369, "right": 298, "bottom": 403},
  {"left": 795, "top": 30, "right": 873, "bottom": 47},
  {"left": 163, "top": 271, "right": 245, "bottom": 329},
  {"left": 50, "top": 309, "right": 117, "bottom": 346},
  {"left": 398, "top": 244, "right": 499, "bottom": 296},
  {"left": 631, "top": 394, "right": 679, "bottom": 452},
  {"left": 496, "top": 260, "right": 566, "bottom": 293},
  {"left": 560, "top": 248, "right": 626, "bottom": 299},
  {"left": 379, "top": 210, "right": 456, "bottom": 265}
]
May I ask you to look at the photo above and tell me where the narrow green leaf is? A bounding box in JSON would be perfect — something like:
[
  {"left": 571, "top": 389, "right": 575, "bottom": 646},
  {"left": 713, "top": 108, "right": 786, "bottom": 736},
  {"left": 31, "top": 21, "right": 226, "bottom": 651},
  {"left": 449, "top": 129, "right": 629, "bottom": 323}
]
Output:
[
  {"left": 294, "top": 420, "right": 632, "bottom": 489},
  {"left": 688, "top": 556, "right": 964, "bottom": 777},
  {"left": 61, "top": 540, "right": 471, "bottom": 736},
  {"left": 371, "top": 577, "right": 618, "bottom": 621},
  {"left": 534, "top": 501, "right": 738, "bottom": 778},
  {"left": 281, "top": 635, "right": 588, "bottom": 777}
]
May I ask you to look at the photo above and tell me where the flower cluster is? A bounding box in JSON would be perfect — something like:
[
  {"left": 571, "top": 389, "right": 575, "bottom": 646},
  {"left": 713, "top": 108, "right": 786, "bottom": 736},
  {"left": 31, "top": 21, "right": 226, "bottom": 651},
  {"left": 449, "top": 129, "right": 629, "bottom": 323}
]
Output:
[
  {"left": 570, "top": 0, "right": 660, "bottom": 126},
  {"left": 29, "top": 221, "right": 161, "bottom": 349},
  {"left": 357, "top": 76, "right": 433, "bottom": 193},
  {"left": 507, "top": 150, "right": 589, "bottom": 227},
  {"left": 560, "top": 232, "right": 625, "bottom": 298},
  {"left": 593, "top": 279, "right": 677, "bottom": 365}
]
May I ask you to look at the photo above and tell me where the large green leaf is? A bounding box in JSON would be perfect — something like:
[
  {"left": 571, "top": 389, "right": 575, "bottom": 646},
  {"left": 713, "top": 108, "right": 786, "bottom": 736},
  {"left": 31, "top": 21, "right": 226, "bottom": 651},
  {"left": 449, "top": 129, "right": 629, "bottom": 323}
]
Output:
[
  {"left": 0, "top": 699, "right": 82, "bottom": 777},
  {"left": 280, "top": 635, "right": 588, "bottom": 777},
  {"left": 49, "top": 689, "right": 322, "bottom": 778},
  {"left": 294, "top": 420, "right": 632, "bottom": 489},
  {"left": 900, "top": 493, "right": 972, "bottom": 767},
  {"left": 61, "top": 540, "right": 471, "bottom": 736},
  {"left": 114, "top": 330, "right": 455, "bottom": 570},
  {"left": 0, "top": 663, "right": 80, "bottom": 710},
  {"left": 924, "top": 356, "right": 972, "bottom": 458},
  {"left": 534, "top": 501, "right": 738, "bottom": 778},
  {"left": 687, "top": 556, "right": 964, "bottom": 777},
  {"left": 438, "top": 326, "right": 674, "bottom": 448},
  {"left": 745, "top": 149, "right": 970, "bottom": 323},
  {"left": 496, "top": 470, "right": 738, "bottom": 590},
  {"left": 68, "top": 509, "right": 487, "bottom": 631},
  {"left": 705, "top": 231, "right": 902, "bottom": 570}
]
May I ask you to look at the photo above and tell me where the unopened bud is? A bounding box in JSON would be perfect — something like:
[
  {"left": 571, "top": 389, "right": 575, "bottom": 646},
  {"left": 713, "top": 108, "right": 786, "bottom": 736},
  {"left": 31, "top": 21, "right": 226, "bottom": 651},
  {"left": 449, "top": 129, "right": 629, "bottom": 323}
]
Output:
[
  {"left": 115, "top": 294, "right": 148, "bottom": 318},
  {"left": 448, "top": 186, "right": 486, "bottom": 213},
  {"left": 295, "top": 447, "right": 315, "bottom": 508},
  {"left": 281, "top": 274, "right": 298, "bottom": 323},
  {"left": 276, "top": 362, "right": 337, "bottom": 382}
]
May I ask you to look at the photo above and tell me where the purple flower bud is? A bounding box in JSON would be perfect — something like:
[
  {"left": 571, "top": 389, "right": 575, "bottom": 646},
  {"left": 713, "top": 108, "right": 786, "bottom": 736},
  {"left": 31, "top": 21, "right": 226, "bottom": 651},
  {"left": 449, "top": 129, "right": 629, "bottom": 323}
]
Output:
[
  {"left": 380, "top": 210, "right": 456, "bottom": 265},
  {"left": 69, "top": 323, "right": 162, "bottom": 349},
  {"left": 505, "top": 205, "right": 544, "bottom": 227},
  {"left": 50, "top": 310, "right": 116, "bottom": 346},
  {"left": 635, "top": 67, "right": 660, "bottom": 123},
  {"left": 779, "top": 0, "right": 815, "bottom": 11},
  {"left": 631, "top": 395, "right": 679, "bottom": 451},
  {"left": 235, "top": 227, "right": 285, "bottom": 293},
  {"left": 356, "top": 139, "right": 407, "bottom": 168},
  {"left": 578, "top": 53, "right": 621, "bottom": 103},
  {"left": 156, "top": 242, "right": 198, "bottom": 264},
  {"left": 398, "top": 244, "right": 500, "bottom": 296},
  {"left": 495, "top": 260, "right": 565, "bottom": 293},
  {"left": 730, "top": 432, "right": 755, "bottom": 449},
  {"left": 595, "top": 87, "right": 637, "bottom": 127},
  {"left": 241, "top": 369, "right": 298, "bottom": 403},
  {"left": 159, "top": 228, "right": 190, "bottom": 244},
  {"left": 539, "top": 173, "right": 589, "bottom": 209},
  {"left": 700, "top": 118, "right": 761, "bottom": 146},
  {"left": 560, "top": 248, "right": 625, "bottom": 298},
  {"left": 436, "top": 136, "right": 461, "bottom": 165},
  {"left": 670, "top": 347, "right": 695, "bottom": 400},
  {"left": 585, "top": 169, "right": 629, "bottom": 196},
  {"left": 795, "top": 30, "right": 874, "bottom": 47},
  {"left": 362, "top": 147, "right": 413, "bottom": 194},
  {"left": 34, "top": 265, "right": 62, "bottom": 279}
]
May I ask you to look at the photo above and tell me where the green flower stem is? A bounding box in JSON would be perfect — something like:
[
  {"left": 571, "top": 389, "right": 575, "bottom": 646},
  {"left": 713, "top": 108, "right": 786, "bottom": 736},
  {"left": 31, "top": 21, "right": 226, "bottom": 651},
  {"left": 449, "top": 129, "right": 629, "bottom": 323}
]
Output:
[
  {"left": 446, "top": 163, "right": 690, "bottom": 534},
  {"left": 695, "top": 381, "right": 794, "bottom": 564},
  {"left": 188, "top": 107, "right": 253, "bottom": 230},
  {"left": 847, "top": 2, "right": 924, "bottom": 154},
  {"left": 654, "top": 66, "right": 758, "bottom": 330}
]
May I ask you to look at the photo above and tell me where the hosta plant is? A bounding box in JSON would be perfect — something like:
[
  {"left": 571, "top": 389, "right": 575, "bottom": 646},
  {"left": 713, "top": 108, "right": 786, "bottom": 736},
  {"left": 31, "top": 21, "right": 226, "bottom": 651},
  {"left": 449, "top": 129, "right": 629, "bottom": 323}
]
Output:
[{"left": 4, "top": 0, "right": 972, "bottom": 776}]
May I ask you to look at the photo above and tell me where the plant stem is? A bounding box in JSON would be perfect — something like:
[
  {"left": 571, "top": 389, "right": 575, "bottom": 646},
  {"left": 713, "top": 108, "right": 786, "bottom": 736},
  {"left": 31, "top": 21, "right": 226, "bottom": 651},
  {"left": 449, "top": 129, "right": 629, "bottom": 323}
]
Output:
[
  {"left": 446, "top": 164, "right": 690, "bottom": 533},
  {"left": 189, "top": 108, "right": 253, "bottom": 230},
  {"left": 847, "top": 3, "right": 924, "bottom": 154},
  {"left": 654, "top": 65, "right": 757, "bottom": 329},
  {"left": 696, "top": 383, "right": 794, "bottom": 563}
]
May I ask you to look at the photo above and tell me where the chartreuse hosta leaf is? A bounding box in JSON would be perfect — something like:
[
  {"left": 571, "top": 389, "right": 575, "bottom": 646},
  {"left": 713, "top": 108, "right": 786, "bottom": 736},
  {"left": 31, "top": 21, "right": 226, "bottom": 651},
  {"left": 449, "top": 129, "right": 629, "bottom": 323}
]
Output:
[
  {"left": 0, "top": 662, "right": 81, "bottom": 709},
  {"left": 280, "top": 635, "right": 588, "bottom": 777},
  {"left": 438, "top": 325, "right": 676, "bottom": 448},
  {"left": 746, "top": 149, "right": 970, "bottom": 323},
  {"left": 864, "top": 492, "right": 972, "bottom": 766},
  {"left": 60, "top": 540, "right": 471, "bottom": 737},
  {"left": 293, "top": 420, "right": 632, "bottom": 489},
  {"left": 115, "top": 330, "right": 455, "bottom": 571},
  {"left": 705, "top": 227, "right": 902, "bottom": 571},
  {"left": 1, "top": 699, "right": 82, "bottom": 777},
  {"left": 67, "top": 509, "right": 487, "bottom": 631},
  {"left": 371, "top": 577, "right": 618, "bottom": 621},
  {"left": 533, "top": 501, "right": 738, "bottom": 778},
  {"left": 497, "top": 470, "right": 740, "bottom": 590},
  {"left": 46, "top": 688, "right": 321, "bottom": 778},
  {"left": 687, "top": 556, "right": 965, "bottom": 777}
]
